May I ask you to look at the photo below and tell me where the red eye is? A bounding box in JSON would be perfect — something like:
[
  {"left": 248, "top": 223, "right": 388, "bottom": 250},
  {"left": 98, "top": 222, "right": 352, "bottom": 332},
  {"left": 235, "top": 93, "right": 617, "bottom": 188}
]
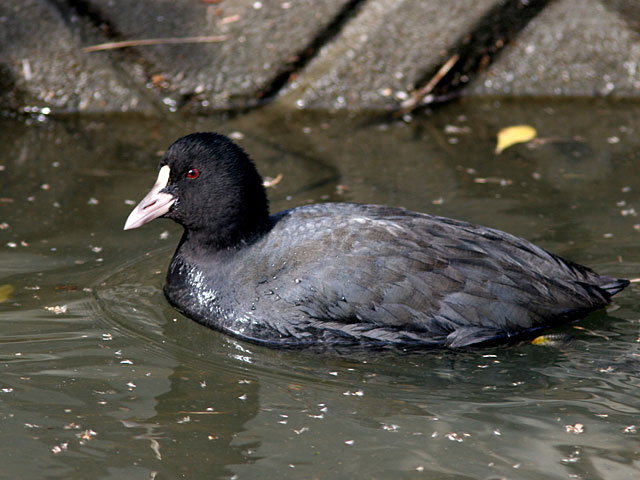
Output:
[{"left": 187, "top": 168, "right": 199, "bottom": 179}]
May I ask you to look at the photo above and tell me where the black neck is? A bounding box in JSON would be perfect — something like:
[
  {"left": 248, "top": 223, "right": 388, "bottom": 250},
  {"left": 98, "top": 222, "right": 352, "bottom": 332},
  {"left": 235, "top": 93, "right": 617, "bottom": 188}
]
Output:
[{"left": 180, "top": 213, "right": 272, "bottom": 252}]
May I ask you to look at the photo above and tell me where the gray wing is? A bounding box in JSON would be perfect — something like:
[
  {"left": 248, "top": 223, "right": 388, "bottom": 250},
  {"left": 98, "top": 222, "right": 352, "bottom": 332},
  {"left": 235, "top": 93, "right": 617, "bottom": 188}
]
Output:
[{"left": 248, "top": 204, "right": 621, "bottom": 347}]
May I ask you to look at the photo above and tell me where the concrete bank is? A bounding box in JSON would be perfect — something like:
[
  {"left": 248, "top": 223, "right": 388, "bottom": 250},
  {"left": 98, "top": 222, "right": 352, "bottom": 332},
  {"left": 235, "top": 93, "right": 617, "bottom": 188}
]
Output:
[{"left": 1, "top": 0, "right": 639, "bottom": 114}]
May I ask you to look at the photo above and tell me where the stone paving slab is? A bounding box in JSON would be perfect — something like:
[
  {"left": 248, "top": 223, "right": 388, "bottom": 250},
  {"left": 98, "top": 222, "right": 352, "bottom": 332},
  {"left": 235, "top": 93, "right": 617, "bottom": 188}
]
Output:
[
  {"left": 0, "top": 0, "right": 154, "bottom": 112},
  {"left": 468, "top": 0, "right": 640, "bottom": 97},
  {"left": 82, "top": 0, "right": 354, "bottom": 110},
  {"left": 279, "top": 0, "right": 503, "bottom": 110}
]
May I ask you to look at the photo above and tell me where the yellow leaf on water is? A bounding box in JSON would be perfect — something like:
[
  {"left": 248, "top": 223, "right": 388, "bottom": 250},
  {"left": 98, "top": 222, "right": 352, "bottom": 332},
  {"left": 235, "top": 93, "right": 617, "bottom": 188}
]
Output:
[
  {"left": 0, "top": 284, "right": 14, "bottom": 303},
  {"left": 495, "top": 125, "right": 537, "bottom": 154}
]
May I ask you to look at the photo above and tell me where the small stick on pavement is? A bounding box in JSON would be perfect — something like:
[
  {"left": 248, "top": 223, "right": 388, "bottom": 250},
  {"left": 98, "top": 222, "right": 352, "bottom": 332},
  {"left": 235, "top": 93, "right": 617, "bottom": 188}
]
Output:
[
  {"left": 397, "top": 54, "right": 460, "bottom": 115},
  {"left": 83, "top": 35, "right": 229, "bottom": 53}
]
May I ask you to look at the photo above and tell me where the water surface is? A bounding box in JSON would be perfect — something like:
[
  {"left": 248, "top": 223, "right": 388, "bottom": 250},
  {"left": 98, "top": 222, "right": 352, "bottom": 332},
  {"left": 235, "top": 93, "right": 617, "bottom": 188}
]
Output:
[{"left": 1, "top": 99, "right": 640, "bottom": 479}]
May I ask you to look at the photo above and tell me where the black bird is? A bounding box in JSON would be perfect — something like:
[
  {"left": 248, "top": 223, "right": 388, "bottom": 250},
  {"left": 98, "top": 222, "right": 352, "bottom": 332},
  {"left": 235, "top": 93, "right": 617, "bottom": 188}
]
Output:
[{"left": 124, "top": 132, "right": 628, "bottom": 348}]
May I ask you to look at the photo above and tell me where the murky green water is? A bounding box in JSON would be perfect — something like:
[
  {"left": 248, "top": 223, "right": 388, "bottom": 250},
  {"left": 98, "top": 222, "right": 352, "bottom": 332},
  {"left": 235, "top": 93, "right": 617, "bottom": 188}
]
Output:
[{"left": 1, "top": 100, "right": 640, "bottom": 479}]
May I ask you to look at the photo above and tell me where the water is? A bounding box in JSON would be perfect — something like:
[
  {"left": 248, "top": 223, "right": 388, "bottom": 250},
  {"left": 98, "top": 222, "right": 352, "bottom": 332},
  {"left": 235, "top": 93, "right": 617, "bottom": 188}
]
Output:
[{"left": 1, "top": 99, "right": 640, "bottom": 479}]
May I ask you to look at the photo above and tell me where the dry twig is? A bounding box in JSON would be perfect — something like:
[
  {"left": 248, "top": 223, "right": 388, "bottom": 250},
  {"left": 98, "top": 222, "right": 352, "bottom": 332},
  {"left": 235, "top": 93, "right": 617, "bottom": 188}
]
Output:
[
  {"left": 83, "top": 35, "right": 229, "bottom": 53},
  {"left": 397, "top": 54, "right": 460, "bottom": 115}
]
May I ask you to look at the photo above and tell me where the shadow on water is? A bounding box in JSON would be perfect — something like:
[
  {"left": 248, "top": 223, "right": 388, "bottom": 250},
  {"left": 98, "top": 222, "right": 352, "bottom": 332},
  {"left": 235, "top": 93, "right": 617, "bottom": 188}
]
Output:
[{"left": 1, "top": 98, "right": 640, "bottom": 478}]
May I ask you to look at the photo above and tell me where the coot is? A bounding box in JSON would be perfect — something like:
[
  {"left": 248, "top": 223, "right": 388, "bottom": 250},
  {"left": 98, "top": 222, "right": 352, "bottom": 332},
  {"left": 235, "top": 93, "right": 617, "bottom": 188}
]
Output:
[{"left": 124, "top": 132, "right": 628, "bottom": 348}]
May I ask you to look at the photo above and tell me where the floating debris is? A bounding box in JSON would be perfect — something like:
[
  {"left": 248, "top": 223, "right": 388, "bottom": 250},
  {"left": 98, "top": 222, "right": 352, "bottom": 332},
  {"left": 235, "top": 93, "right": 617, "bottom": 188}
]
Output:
[
  {"left": 263, "top": 173, "right": 283, "bottom": 188},
  {"left": 44, "top": 305, "right": 67, "bottom": 314},
  {"left": 336, "top": 184, "right": 350, "bottom": 195},
  {"left": 473, "top": 177, "right": 513, "bottom": 186},
  {"left": 446, "top": 432, "right": 464, "bottom": 442},
  {"left": 77, "top": 429, "right": 97, "bottom": 441},
  {"left": 343, "top": 390, "right": 364, "bottom": 396},
  {"left": 228, "top": 131, "right": 244, "bottom": 140},
  {"left": 495, "top": 125, "right": 537, "bottom": 154},
  {"left": 565, "top": 423, "right": 584, "bottom": 434},
  {"left": 561, "top": 450, "right": 581, "bottom": 464},
  {"left": 444, "top": 125, "right": 471, "bottom": 135},
  {"left": 51, "top": 443, "right": 69, "bottom": 454},
  {"left": 0, "top": 284, "right": 14, "bottom": 303}
]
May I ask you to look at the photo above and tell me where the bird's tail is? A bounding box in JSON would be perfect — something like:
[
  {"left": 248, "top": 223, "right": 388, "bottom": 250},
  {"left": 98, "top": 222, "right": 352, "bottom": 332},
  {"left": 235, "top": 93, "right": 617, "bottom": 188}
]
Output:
[{"left": 598, "top": 276, "right": 630, "bottom": 297}]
